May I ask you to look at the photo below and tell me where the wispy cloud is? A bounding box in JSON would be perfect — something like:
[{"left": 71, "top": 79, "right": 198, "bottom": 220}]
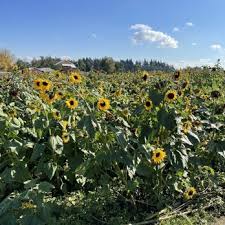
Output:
[
  {"left": 186, "top": 22, "right": 194, "bottom": 27},
  {"left": 210, "top": 44, "right": 222, "bottom": 50},
  {"left": 130, "top": 24, "right": 178, "bottom": 48},
  {"left": 192, "top": 42, "right": 197, "bottom": 46},
  {"left": 173, "top": 27, "right": 179, "bottom": 32}
]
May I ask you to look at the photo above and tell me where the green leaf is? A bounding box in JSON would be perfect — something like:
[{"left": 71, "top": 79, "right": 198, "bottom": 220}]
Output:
[{"left": 44, "top": 162, "right": 57, "bottom": 180}]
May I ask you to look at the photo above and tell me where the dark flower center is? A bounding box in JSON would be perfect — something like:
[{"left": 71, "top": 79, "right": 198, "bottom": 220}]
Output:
[
  {"left": 156, "top": 152, "right": 160, "bottom": 158},
  {"left": 167, "top": 93, "right": 175, "bottom": 99},
  {"left": 74, "top": 75, "right": 78, "bottom": 80},
  {"left": 36, "top": 81, "right": 40, "bottom": 86},
  {"left": 146, "top": 101, "right": 151, "bottom": 107},
  {"left": 70, "top": 100, "right": 74, "bottom": 105},
  {"left": 56, "top": 112, "right": 59, "bottom": 116},
  {"left": 188, "top": 190, "right": 193, "bottom": 196},
  {"left": 100, "top": 102, "right": 106, "bottom": 107},
  {"left": 43, "top": 81, "right": 48, "bottom": 86},
  {"left": 58, "top": 92, "right": 63, "bottom": 96},
  {"left": 49, "top": 94, "right": 54, "bottom": 99},
  {"left": 143, "top": 75, "right": 147, "bottom": 81}
]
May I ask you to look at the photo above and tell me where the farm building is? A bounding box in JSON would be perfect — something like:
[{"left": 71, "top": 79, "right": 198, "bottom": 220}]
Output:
[
  {"left": 28, "top": 67, "right": 55, "bottom": 74},
  {"left": 55, "top": 60, "right": 76, "bottom": 72}
]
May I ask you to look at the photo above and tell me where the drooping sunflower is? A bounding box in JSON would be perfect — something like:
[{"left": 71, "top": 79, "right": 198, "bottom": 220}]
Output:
[
  {"left": 151, "top": 148, "right": 166, "bottom": 164},
  {"left": 97, "top": 98, "right": 110, "bottom": 111},
  {"left": 182, "top": 79, "right": 190, "bottom": 89},
  {"left": 184, "top": 187, "right": 196, "bottom": 200},
  {"left": 173, "top": 70, "right": 181, "bottom": 80},
  {"left": 65, "top": 98, "right": 79, "bottom": 110},
  {"left": 39, "top": 91, "right": 49, "bottom": 102},
  {"left": 55, "top": 91, "right": 64, "bottom": 100},
  {"left": 144, "top": 99, "right": 153, "bottom": 110},
  {"left": 52, "top": 110, "right": 61, "bottom": 120},
  {"left": 41, "top": 79, "right": 52, "bottom": 91},
  {"left": 47, "top": 93, "right": 56, "bottom": 104},
  {"left": 142, "top": 71, "right": 148, "bottom": 81},
  {"left": 69, "top": 72, "right": 82, "bottom": 84},
  {"left": 62, "top": 132, "right": 70, "bottom": 143},
  {"left": 60, "top": 120, "right": 68, "bottom": 131},
  {"left": 33, "top": 79, "right": 43, "bottom": 91},
  {"left": 165, "top": 90, "right": 178, "bottom": 102},
  {"left": 182, "top": 121, "right": 192, "bottom": 134}
]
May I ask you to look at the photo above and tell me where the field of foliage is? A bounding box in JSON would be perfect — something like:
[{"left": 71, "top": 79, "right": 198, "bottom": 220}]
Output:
[{"left": 0, "top": 66, "right": 224, "bottom": 224}]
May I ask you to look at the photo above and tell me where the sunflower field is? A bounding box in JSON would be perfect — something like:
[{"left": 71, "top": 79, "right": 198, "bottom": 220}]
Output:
[{"left": 0, "top": 67, "right": 224, "bottom": 224}]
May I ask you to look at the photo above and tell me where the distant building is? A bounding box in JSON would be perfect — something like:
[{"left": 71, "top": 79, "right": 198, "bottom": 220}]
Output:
[
  {"left": 28, "top": 67, "right": 55, "bottom": 74},
  {"left": 55, "top": 60, "right": 76, "bottom": 72}
]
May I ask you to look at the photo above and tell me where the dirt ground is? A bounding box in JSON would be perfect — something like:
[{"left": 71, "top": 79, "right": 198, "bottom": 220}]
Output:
[{"left": 212, "top": 217, "right": 225, "bottom": 225}]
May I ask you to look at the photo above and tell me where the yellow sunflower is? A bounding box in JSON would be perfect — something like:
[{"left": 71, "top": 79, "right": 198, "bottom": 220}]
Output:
[
  {"left": 33, "top": 79, "right": 43, "bottom": 91},
  {"left": 97, "top": 98, "right": 110, "bottom": 111},
  {"left": 165, "top": 90, "right": 178, "bottom": 102},
  {"left": 151, "top": 148, "right": 166, "bottom": 164},
  {"left": 41, "top": 79, "right": 52, "bottom": 91},
  {"left": 69, "top": 72, "right": 82, "bottom": 84},
  {"left": 52, "top": 110, "right": 61, "bottom": 120},
  {"left": 62, "top": 132, "right": 70, "bottom": 143},
  {"left": 184, "top": 187, "right": 196, "bottom": 200},
  {"left": 144, "top": 99, "right": 153, "bottom": 110},
  {"left": 65, "top": 98, "right": 79, "bottom": 110}
]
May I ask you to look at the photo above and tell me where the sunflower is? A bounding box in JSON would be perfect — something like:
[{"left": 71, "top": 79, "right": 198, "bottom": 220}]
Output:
[
  {"left": 69, "top": 72, "right": 82, "bottom": 84},
  {"left": 144, "top": 99, "right": 153, "bottom": 110},
  {"left": 151, "top": 148, "right": 166, "bottom": 164},
  {"left": 165, "top": 90, "right": 178, "bottom": 102},
  {"left": 65, "top": 98, "right": 78, "bottom": 110},
  {"left": 182, "top": 121, "right": 192, "bottom": 134},
  {"left": 41, "top": 79, "right": 52, "bottom": 91},
  {"left": 182, "top": 79, "right": 189, "bottom": 89},
  {"left": 39, "top": 91, "right": 49, "bottom": 102},
  {"left": 52, "top": 110, "right": 61, "bottom": 120},
  {"left": 47, "top": 93, "right": 56, "bottom": 104},
  {"left": 142, "top": 72, "right": 148, "bottom": 81},
  {"left": 184, "top": 187, "right": 196, "bottom": 200},
  {"left": 33, "top": 79, "right": 43, "bottom": 90},
  {"left": 114, "top": 89, "right": 122, "bottom": 97},
  {"left": 60, "top": 120, "right": 68, "bottom": 131},
  {"left": 55, "top": 91, "right": 64, "bottom": 100},
  {"left": 173, "top": 70, "right": 181, "bottom": 80},
  {"left": 62, "top": 132, "right": 70, "bottom": 143},
  {"left": 97, "top": 98, "right": 110, "bottom": 111}
]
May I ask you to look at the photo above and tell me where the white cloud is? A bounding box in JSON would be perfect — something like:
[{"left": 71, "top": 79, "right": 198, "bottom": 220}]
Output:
[
  {"left": 186, "top": 22, "right": 194, "bottom": 27},
  {"left": 173, "top": 27, "right": 179, "bottom": 32},
  {"left": 130, "top": 24, "right": 178, "bottom": 48},
  {"left": 192, "top": 42, "right": 197, "bottom": 46},
  {"left": 210, "top": 44, "right": 222, "bottom": 50}
]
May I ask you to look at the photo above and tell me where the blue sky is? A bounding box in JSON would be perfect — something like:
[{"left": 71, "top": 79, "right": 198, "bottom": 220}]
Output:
[{"left": 1, "top": 0, "right": 225, "bottom": 67}]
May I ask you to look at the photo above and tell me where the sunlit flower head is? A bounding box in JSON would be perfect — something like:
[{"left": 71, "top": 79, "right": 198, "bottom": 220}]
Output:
[
  {"left": 97, "top": 98, "right": 110, "bottom": 111},
  {"left": 184, "top": 187, "right": 196, "bottom": 200},
  {"left": 151, "top": 148, "right": 166, "bottom": 164},
  {"left": 165, "top": 90, "right": 178, "bottom": 102},
  {"left": 65, "top": 98, "right": 78, "bottom": 110},
  {"left": 69, "top": 72, "right": 82, "bottom": 84}
]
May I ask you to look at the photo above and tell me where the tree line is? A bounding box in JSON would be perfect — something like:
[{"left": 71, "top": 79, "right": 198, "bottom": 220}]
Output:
[{"left": 16, "top": 56, "right": 175, "bottom": 73}]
